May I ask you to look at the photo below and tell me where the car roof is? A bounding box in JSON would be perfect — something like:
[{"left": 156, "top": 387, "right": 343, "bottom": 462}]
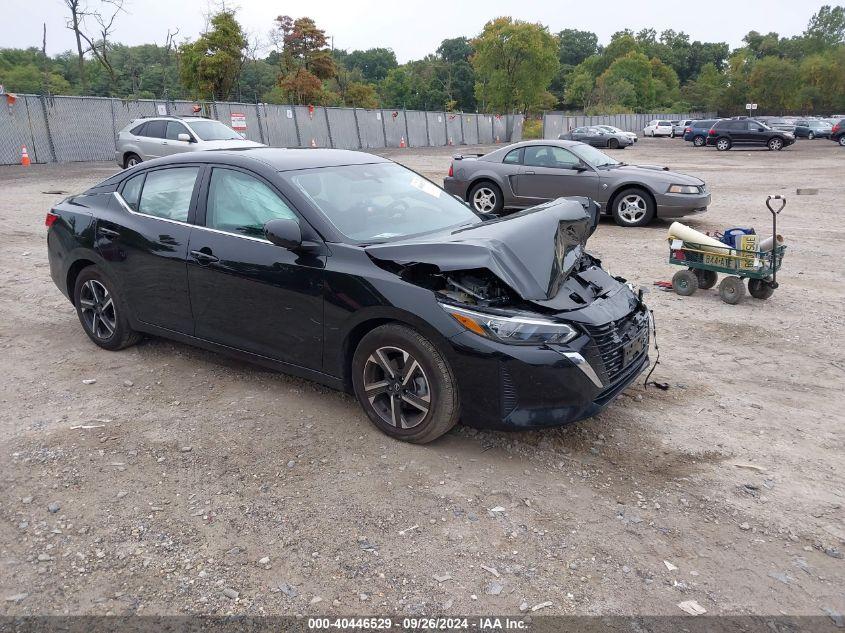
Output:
[{"left": 133, "top": 147, "right": 390, "bottom": 172}]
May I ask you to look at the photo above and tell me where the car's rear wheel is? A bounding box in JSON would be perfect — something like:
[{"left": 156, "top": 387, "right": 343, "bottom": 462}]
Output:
[
  {"left": 468, "top": 181, "right": 504, "bottom": 214},
  {"left": 716, "top": 137, "right": 732, "bottom": 151},
  {"left": 611, "top": 188, "right": 655, "bottom": 227},
  {"left": 768, "top": 138, "right": 784, "bottom": 151},
  {"left": 352, "top": 324, "right": 459, "bottom": 444},
  {"left": 607, "top": 138, "right": 619, "bottom": 149},
  {"left": 693, "top": 135, "right": 706, "bottom": 147},
  {"left": 807, "top": 132, "right": 815, "bottom": 140},
  {"left": 73, "top": 266, "right": 140, "bottom": 350},
  {"left": 839, "top": 136, "right": 845, "bottom": 147},
  {"left": 123, "top": 153, "right": 141, "bottom": 168}
]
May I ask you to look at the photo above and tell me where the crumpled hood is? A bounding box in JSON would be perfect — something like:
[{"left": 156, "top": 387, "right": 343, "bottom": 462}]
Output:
[
  {"left": 366, "top": 198, "right": 598, "bottom": 302},
  {"left": 608, "top": 165, "right": 704, "bottom": 186}
]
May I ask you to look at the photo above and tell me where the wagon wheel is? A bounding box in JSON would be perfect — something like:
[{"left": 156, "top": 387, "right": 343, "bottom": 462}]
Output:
[
  {"left": 693, "top": 269, "right": 718, "bottom": 289},
  {"left": 748, "top": 278, "right": 775, "bottom": 300},
  {"left": 672, "top": 269, "right": 698, "bottom": 296},
  {"left": 719, "top": 276, "right": 746, "bottom": 304}
]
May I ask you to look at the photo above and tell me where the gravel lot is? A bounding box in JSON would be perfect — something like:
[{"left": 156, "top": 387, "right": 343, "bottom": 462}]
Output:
[{"left": 0, "top": 138, "right": 843, "bottom": 619}]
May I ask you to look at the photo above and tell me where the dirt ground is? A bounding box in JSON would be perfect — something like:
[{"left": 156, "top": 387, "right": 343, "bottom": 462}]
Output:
[{"left": 0, "top": 138, "right": 843, "bottom": 619}]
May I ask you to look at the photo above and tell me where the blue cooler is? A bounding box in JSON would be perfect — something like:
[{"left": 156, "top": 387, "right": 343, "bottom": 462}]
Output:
[{"left": 721, "top": 228, "right": 756, "bottom": 248}]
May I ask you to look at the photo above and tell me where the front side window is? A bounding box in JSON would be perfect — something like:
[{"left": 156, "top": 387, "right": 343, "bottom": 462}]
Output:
[
  {"left": 285, "top": 162, "right": 479, "bottom": 243},
  {"left": 166, "top": 121, "right": 190, "bottom": 141},
  {"left": 524, "top": 145, "right": 581, "bottom": 169},
  {"left": 206, "top": 168, "right": 297, "bottom": 238},
  {"left": 138, "top": 167, "right": 199, "bottom": 222},
  {"left": 569, "top": 143, "right": 618, "bottom": 168}
]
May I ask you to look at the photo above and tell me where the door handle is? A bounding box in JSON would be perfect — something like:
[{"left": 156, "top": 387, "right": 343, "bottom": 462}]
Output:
[
  {"left": 190, "top": 249, "right": 219, "bottom": 265},
  {"left": 161, "top": 141, "right": 168, "bottom": 145},
  {"left": 524, "top": 170, "right": 536, "bottom": 175},
  {"left": 97, "top": 226, "right": 120, "bottom": 238}
]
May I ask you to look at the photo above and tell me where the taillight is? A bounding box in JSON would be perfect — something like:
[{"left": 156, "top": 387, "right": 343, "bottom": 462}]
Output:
[
  {"left": 833, "top": 123, "right": 841, "bottom": 133},
  {"left": 45, "top": 211, "right": 59, "bottom": 228},
  {"left": 685, "top": 127, "right": 691, "bottom": 133},
  {"left": 708, "top": 128, "right": 717, "bottom": 135},
  {"left": 448, "top": 164, "right": 454, "bottom": 177}
]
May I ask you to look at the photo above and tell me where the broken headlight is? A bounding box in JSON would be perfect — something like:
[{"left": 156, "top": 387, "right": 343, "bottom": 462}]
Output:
[{"left": 444, "top": 305, "right": 577, "bottom": 345}]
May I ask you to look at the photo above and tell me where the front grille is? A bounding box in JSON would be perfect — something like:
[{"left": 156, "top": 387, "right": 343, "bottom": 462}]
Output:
[{"left": 582, "top": 309, "right": 649, "bottom": 384}]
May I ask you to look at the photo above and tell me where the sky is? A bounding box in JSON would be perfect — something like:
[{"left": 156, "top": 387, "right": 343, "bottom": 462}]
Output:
[{"left": 5, "top": 0, "right": 825, "bottom": 62}]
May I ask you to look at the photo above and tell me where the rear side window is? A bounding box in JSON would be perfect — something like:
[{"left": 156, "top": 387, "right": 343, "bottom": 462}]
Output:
[
  {"left": 142, "top": 120, "right": 166, "bottom": 139},
  {"left": 130, "top": 123, "right": 146, "bottom": 136},
  {"left": 502, "top": 148, "right": 522, "bottom": 165},
  {"left": 138, "top": 167, "right": 199, "bottom": 222},
  {"left": 121, "top": 173, "right": 144, "bottom": 211}
]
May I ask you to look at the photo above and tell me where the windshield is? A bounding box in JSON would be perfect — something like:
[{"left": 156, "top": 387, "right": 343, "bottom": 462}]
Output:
[
  {"left": 569, "top": 143, "right": 619, "bottom": 168},
  {"left": 285, "top": 162, "right": 480, "bottom": 243},
  {"left": 187, "top": 120, "right": 243, "bottom": 141}
]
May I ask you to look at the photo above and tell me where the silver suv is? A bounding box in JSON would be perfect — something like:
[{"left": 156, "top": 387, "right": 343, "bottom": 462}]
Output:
[{"left": 115, "top": 116, "right": 264, "bottom": 168}]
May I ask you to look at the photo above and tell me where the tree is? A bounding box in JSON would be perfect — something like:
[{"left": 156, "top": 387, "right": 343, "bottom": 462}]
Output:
[
  {"left": 273, "top": 16, "right": 336, "bottom": 80},
  {"left": 558, "top": 29, "right": 598, "bottom": 66},
  {"left": 180, "top": 10, "right": 247, "bottom": 99},
  {"left": 749, "top": 56, "right": 800, "bottom": 112},
  {"left": 805, "top": 5, "right": 845, "bottom": 47},
  {"left": 345, "top": 82, "right": 379, "bottom": 108},
  {"left": 437, "top": 37, "right": 473, "bottom": 64},
  {"left": 471, "top": 17, "right": 559, "bottom": 112},
  {"left": 343, "top": 48, "right": 397, "bottom": 83}
]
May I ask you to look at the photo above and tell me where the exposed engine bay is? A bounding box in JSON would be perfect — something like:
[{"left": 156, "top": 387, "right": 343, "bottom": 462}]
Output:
[{"left": 366, "top": 197, "right": 634, "bottom": 313}]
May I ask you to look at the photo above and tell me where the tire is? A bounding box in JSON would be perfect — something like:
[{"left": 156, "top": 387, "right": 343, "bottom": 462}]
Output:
[
  {"left": 716, "top": 137, "right": 732, "bottom": 151},
  {"left": 838, "top": 136, "right": 845, "bottom": 147},
  {"left": 611, "top": 188, "right": 655, "bottom": 227},
  {"left": 123, "top": 153, "right": 141, "bottom": 168},
  {"left": 608, "top": 138, "right": 619, "bottom": 149},
  {"left": 351, "top": 324, "right": 460, "bottom": 444},
  {"left": 672, "top": 270, "right": 698, "bottom": 296},
  {"left": 718, "top": 276, "right": 746, "bottom": 305},
  {"left": 748, "top": 278, "right": 775, "bottom": 300},
  {"left": 807, "top": 132, "right": 815, "bottom": 140},
  {"left": 73, "top": 266, "right": 140, "bottom": 350},
  {"left": 693, "top": 135, "right": 706, "bottom": 147},
  {"left": 671, "top": 130, "right": 676, "bottom": 138},
  {"left": 768, "top": 137, "right": 784, "bottom": 151},
  {"left": 468, "top": 181, "right": 504, "bottom": 215},
  {"left": 693, "top": 269, "right": 718, "bottom": 290}
]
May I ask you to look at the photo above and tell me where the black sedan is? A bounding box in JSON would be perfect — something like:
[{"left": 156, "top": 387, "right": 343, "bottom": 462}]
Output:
[
  {"left": 558, "top": 126, "right": 633, "bottom": 149},
  {"left": 46, "top": 149, "right": 649, "bottom": 443}
]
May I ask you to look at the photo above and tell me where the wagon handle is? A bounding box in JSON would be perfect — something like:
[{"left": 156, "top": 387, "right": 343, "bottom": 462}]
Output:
[
  {"left": 765, "top": 195, "right": 785, "bottom": 289},
  {"left": 766, "top": 195, "right": 786, "bottom": 214}
]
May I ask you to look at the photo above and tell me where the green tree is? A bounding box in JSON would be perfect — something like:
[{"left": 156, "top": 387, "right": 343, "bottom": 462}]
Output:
[
  {"left": 180, "top": 10, "right": 247, "bottom": 99},
  {"left": 804, "top": 5, "right": 845, "bottom": 47},
  {"left": 471, "top": 17, "right": 559, "bottom": 112},
  {"left": 557, "top": 29, "right": 598, "bottom": 66},
  {"left": 343, "top": 48, "right": 397, "bottom": 83},
  {"left": 748, "top": 56, "right": 801, "bottom": 112}
]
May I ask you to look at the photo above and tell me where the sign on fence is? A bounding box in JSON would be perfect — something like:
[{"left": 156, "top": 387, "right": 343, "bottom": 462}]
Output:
[{"left": 230, "top": 112, "right": 247, "bottom": 131}]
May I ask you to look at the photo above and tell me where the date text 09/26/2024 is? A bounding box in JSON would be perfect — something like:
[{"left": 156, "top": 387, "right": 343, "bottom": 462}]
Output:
[{"left": 307, "top": 617, "right": 529, "bottom": 630}]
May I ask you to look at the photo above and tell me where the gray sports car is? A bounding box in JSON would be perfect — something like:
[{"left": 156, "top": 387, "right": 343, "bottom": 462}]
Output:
[
  {"left": 443, "top": 140, "right": 710, "bottom": 227},
  {"left": 558, "top": 126, "right": 634, "bottom": 149}
]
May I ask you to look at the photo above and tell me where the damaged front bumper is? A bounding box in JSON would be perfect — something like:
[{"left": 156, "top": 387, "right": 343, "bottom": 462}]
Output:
[{"left": 445, "top": 304, "right": 650, "bottom": 431}]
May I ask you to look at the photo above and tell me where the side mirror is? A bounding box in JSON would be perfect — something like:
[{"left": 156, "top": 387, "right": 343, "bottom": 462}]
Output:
[
  {"left": 264, "top": 218, "right": 302, "bottom": 250},
  {"left": 574, "top": 161, "right": 590, "bottom": 172},
  {"left": 177, "top": 133, "right": 192, "bottom": 142}
]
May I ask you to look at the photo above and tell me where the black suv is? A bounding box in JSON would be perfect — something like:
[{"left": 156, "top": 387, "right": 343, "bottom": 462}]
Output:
[{"left": 706, "top": 119, "right": 795, "bottom": 151}]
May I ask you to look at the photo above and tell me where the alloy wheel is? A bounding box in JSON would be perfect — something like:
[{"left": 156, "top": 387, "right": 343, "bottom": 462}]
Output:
[
  {"left": 693, "top": 136, "right": 705, "bottom": 147},
  {"left": 362, "top": 346, "right": 431, "bottom": 429},
  {"left": 472, "top": 187, "right": 497, "bottom": 213},
  {"left": 808, "top": 132, "right": 815, "bottom": 140},
  {"left": 769, "top": 138, "right": 783, "bottom": 151},
  {"left": 717, "top": 139, "right": 730, "bottom": 151},
  {"left": 617, "top": 194, "right": 647, "bottom": 224},
  {"left": 78, "top": 279, "right": 116, "bottom": 340}
]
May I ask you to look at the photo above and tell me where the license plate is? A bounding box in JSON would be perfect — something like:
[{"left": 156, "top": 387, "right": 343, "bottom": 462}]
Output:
[{"left": 623, "top": 331, "right": 647, "bottom": 365}]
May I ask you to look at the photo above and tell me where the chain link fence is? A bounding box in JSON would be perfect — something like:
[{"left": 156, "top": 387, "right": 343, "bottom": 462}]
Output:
[
  {"left": 542, "top": 111, "right": 717, "bottom": 138},
  {"left": 0, "top": 94, "right": 527, "bottom": 165}
]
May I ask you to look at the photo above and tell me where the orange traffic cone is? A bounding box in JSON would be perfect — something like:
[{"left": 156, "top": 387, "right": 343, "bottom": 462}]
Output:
[
  {"left": 495, "top": 135, "right": 501, "bottom": 143},
  {"left": 21, "top": 145, "right": 31, "bottom": 166},
  {"left": 310, "top": 138, "right": 317, "bottom": 148},
  {"left": 400, "top": 136, "right": 406, "bottom": 148}
]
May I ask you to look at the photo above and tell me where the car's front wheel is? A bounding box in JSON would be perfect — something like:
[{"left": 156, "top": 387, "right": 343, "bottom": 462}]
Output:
[
  {"left": 611, "top": 188, "right": 655, "bottom": 227},
  {"left": 352, "top": 324, "right": 460, "bottom": 444},
  {"left": 838, "top": 136, "right": 845, "bottom": 147},
  {"left": 768, "top": 137, "right": 784, "bottom": 151},
  {"left": 807, "top": 132, "right": 815, "bottom": 140},
  {"left": 607, "top": 138, "right": 619, "bottom": 149},
  {"left": 468, "top": 181, "right": 504, "bottom": 214},
  {"left": 73, "top": 266, "right": 140, "bottom": 350}
]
